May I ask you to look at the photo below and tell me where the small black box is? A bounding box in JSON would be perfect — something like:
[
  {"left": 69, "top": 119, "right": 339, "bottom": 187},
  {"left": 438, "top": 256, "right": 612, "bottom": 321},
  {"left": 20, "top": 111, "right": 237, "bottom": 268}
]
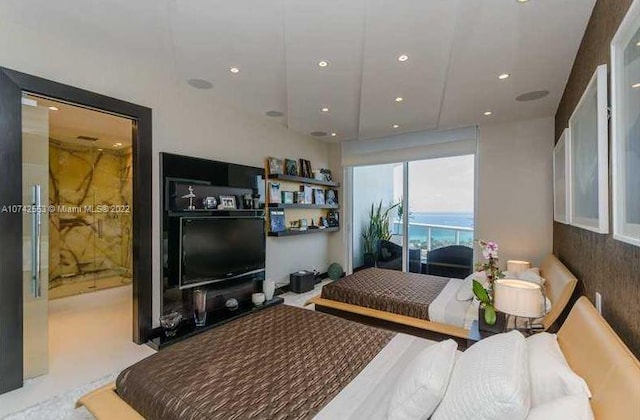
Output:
[{"left": 290, "top": 270, "right": 316, "bottom": 294}]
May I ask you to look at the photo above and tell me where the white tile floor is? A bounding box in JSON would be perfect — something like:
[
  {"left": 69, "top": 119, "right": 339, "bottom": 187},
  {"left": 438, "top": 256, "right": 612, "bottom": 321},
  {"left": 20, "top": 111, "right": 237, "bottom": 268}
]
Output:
[
  {"left": 0, "top": 279, "right": 330, "bottom": 419},
  {"left": 0, "top": 286, "right": 155, "bottom": 418}
]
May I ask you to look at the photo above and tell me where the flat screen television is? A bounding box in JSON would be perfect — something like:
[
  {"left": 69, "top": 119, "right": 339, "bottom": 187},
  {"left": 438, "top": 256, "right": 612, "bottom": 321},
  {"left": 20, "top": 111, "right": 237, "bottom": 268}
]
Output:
[{"left": 180, "top": 217, "right": 265, "bottom": 289}]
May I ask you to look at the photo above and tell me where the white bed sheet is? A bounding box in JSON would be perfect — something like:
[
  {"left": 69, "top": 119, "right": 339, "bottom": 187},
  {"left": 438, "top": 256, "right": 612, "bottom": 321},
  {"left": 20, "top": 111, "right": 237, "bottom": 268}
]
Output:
[
  {"left": 428, "top": 278, "right": 476, "bottom": 329},
  {"left": 314, "top": 333, "right": 442, "bottom": 420}
]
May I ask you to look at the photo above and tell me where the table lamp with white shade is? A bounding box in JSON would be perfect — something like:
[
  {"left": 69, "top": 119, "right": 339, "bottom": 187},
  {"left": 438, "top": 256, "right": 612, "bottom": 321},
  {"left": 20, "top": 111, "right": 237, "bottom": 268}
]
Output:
[
  {"left": 506, "top": 260, "right": 532, "bottom": 274},
  {"left": 494, "top": 278, "right": 545, "bottom": 333}
]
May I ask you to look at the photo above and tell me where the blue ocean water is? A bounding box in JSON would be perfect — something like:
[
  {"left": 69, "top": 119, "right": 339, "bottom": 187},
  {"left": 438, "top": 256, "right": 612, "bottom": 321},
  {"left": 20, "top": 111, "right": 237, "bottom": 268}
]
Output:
[
  {"left": 392, "top": 212, "right": 474, "bottom": 247},
  {"left": 409, "top": 212, "right": 474, "bottom": 228}
]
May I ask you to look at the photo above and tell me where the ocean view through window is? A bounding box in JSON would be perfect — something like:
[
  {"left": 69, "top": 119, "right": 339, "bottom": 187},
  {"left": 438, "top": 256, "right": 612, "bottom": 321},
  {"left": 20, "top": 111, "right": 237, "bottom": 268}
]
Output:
[{"left": 353, "top": 155, "right": 475, "bottom": 272}]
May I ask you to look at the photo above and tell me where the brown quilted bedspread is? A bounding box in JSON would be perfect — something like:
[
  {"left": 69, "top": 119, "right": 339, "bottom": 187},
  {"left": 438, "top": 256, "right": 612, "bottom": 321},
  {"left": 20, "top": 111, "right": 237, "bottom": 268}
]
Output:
[
  {"left": 321, "top": 268, "right": 450, "bottom": 320},
  {"left": 116, "top": 304, "right": 393, "bottom": 420}
]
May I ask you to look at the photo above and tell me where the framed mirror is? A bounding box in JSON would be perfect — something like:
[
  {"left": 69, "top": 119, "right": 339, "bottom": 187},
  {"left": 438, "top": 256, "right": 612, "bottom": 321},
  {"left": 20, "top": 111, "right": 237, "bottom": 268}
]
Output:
[
  {"left": 611, "top": 0, "right": 640, "bottom": 247},
  {"left": 553, "top": 129, "right": 570, "bottom": 224},
  {"left": 568, "top": 64, "right": 609, "bottom": 234}
]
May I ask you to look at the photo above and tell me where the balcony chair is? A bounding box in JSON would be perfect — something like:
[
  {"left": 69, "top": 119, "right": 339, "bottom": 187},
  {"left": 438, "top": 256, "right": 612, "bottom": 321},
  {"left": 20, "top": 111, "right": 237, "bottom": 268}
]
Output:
[
  {"left": 423, "top": 245, "right": 473, "bottom": 279},
  {"left": 376, "top": 240, "right": 421, "bottom": 272}
]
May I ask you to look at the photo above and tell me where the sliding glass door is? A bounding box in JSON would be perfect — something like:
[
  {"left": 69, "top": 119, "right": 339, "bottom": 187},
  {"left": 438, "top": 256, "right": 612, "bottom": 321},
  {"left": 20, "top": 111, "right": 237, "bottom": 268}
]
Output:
[
  {"left": 352, "top": 163, "right": 403, "bottom": 271},
  {"left": 350, "top": 155, "right": 475, "bottom": 277}
]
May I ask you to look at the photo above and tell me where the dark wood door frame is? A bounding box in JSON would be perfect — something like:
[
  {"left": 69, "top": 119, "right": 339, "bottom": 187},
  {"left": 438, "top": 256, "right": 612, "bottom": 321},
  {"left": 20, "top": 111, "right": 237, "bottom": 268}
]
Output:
[{"left": 0, "top": 67, "right": 153, "bottom": 394}]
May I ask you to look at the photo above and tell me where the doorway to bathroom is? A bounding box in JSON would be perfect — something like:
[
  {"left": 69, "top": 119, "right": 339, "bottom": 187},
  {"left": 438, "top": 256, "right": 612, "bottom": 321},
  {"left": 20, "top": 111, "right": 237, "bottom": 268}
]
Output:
[
  {"left": 0, "top": 68, "right": 153, "bottom": 398},
  {"left": 27, "top": 94, "right": 136, "bottom": 300}
]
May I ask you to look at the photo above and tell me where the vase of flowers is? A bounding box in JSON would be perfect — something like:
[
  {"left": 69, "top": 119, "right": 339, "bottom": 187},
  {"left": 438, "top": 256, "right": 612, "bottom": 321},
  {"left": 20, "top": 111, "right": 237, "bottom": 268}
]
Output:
[{"left": 473, "top": 240, "right": 506, "bottom": 333}]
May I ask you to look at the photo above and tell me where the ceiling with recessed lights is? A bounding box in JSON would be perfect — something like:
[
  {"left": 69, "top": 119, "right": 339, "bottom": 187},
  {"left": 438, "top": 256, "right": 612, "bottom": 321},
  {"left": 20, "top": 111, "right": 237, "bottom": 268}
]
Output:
[
  {"left": 5, "top": 0, "right": 596, "bottom": 142},
  {"left": 24, "top": 95, "right": 133, "bottom": 150}
]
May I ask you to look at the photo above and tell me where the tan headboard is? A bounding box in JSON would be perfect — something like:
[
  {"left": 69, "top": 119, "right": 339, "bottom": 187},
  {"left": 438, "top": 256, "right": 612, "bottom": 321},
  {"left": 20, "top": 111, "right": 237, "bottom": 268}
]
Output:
[
  {"left": 558, "top": 297, "right": 640, "bottom": 419},
  {"left": 540, "top": 254, "right": 578, "bottom": 330}
]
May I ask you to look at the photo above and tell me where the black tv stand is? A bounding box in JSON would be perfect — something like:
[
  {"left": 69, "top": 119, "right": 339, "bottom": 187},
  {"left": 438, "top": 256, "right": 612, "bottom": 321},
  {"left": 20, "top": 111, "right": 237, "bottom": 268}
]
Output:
[{"left": 149, "top": 296, "right": 283, "bottom": 350}]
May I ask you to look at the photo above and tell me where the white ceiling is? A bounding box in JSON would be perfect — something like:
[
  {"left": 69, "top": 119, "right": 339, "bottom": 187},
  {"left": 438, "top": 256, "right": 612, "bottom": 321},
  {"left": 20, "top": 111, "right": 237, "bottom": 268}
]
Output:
[
  {"left": 25, "top": 95, "right": 132, "bottom": 150},
  {"left": 4, "top": 0, "right": 596, "bottom": 142}
]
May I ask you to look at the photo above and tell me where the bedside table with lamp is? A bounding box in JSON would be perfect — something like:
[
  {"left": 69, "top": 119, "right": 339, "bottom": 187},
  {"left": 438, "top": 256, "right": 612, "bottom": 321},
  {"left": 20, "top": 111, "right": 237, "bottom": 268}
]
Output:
[{"left": 468, "top": 276, "right": 546, "bottom": 347}]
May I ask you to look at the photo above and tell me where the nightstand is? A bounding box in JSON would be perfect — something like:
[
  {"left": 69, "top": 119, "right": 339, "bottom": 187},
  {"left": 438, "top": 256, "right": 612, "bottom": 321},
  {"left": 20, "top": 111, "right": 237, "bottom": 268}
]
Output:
[{"left": 466, "top": 320, "right": 498, "bottom": 348}]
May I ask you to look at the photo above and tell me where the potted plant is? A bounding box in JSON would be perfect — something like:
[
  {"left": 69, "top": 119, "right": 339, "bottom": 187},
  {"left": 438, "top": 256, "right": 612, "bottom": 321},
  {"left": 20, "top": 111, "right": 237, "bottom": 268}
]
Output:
[
  {"left": 362, "top": 201, "right": 400, "bottom": 267},
  {"left": 473, "top": 240, "right": 506, "bottom": 333},
  {"left": 362, "top": 223, "right": 377, "bottom": 267}
]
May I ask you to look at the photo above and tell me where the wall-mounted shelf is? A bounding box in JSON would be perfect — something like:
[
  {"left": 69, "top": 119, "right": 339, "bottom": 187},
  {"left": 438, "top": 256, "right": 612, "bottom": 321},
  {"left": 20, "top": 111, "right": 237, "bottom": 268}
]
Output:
[
  {"left": 267, "top": 227, "right": 340, "bottom": 237},
  {"left": 268, "top": 203, "right": 339, "bottom": 210},
  {"left": 267, "top": 173, "right": 340, "bottom": 187}
]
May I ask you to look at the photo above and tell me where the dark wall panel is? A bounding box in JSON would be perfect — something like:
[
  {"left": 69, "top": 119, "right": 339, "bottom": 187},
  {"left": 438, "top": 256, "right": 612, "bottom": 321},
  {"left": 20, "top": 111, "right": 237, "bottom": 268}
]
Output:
[{"left": 554, "top": 0, "right": 639, "bottom": 357}]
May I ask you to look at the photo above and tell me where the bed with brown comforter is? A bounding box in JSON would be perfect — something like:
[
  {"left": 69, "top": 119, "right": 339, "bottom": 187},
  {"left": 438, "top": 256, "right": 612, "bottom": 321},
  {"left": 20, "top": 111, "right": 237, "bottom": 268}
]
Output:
[
  {"left": 115, "top": 304, "right": 393, "bottom": 420},
  {"left": 320, "top": 267, "right": 449, "bottom": 320}
]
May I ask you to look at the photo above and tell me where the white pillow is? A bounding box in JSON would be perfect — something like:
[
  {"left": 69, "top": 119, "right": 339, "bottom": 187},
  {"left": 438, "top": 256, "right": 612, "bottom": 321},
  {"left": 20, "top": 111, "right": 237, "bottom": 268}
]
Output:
[
  {"left": 388, "top": 339, "right": 458, "bottom": 420},
  {"left": 527, "top": 395, "right": 594, "bottom": 420},
  {"left": 527, "top": 333, "right": 591, "bottom": 407},
  {"left": 456, "top": 271, "right": 486, "bottom": 302},
  {"left": 432, "top": 330, "right": 530, "bottom": 420}
]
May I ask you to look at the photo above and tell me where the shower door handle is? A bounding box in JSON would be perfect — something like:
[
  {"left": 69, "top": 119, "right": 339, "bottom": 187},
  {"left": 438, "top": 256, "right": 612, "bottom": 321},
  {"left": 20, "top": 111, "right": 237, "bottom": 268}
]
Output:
[{"left": 31, "top": 184, "right": 42, "bottom": 298}]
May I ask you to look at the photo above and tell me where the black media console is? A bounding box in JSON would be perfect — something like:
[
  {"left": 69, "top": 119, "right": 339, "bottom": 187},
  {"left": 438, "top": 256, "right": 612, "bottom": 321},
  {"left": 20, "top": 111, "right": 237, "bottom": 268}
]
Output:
[{"left": 156, "top": 153, "right": 269, "bottom": 346}]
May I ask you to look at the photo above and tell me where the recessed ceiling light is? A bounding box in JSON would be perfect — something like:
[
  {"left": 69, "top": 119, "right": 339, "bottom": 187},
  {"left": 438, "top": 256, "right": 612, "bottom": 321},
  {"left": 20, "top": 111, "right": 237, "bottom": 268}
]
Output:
[
  {"left": 97, "top": 148, "right": 103, "bottom": 151},
  {"left": 265, "top": 110, "right": 284, "bottom": 117},
  {"left": 498, "top": 73, "right": 510, "bottom": 80},
  {"left": 398, "top": 54, "right": 409, "bottom": 62},
  {"left": 331, "top": 132, "right": 337, "bottom": 137},
  {"left": 632, "top": 82, "right": 640, "bottom": 89},
  {"left": 229, "top": 67, "right": 240, "bottom": 74},
  {"left": 516, "top": 0, "right": 530, "bottom": 3},
  {"left": 637, "top": 41, "right": 640, "bottom": 46},
  {"left": 395, "top": 97, "right": 403, "bottom": 102},
  {"left": 392, "top": 124, "right": 400, "bottom": 128},
  {"left": 187, "top": 79, "right": 213, "bottom": 89},
  {"left": 318, "top": 61, "right": 328, "bottom": 67},
  {"left": 484, "top": 111, "right": 493, "bottom": 116},
  {"left": 114, "top": 142, "right": 123, "bottom": 147},
  {"left": 48, "top": 106, "right": 59, "bottom": 111},
  {"left": 321, "top": 107, "right": 329, "bottom": 112}
]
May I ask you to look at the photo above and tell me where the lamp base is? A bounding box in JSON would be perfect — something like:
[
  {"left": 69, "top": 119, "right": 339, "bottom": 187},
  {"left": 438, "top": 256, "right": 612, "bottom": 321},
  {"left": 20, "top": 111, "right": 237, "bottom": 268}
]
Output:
[{"left": 478, "top": 307, "right": 506, "bottom": 333}]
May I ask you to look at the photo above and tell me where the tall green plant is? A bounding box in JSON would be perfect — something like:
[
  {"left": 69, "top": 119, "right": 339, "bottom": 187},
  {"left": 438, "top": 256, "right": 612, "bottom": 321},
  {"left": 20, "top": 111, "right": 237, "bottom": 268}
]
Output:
[{"left": 362, "top": 200, "right": 400, "bottom": 256}]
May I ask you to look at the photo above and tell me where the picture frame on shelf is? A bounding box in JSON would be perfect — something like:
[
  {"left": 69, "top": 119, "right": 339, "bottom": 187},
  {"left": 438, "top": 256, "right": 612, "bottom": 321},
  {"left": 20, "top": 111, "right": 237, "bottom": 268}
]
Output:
[
  {"left": 314, "top": 189, "right": 325, "bottom": 205},
  {"left": 611, "top": 2, "right": 640, "bottom": 247},
  {"left": 553, "top": 129, "right": 570, "bottom": 224},
  {"left": 285, "top": 159, "right": 298, "bottom": 176},
  {"left": 320, "top": 168, "right": 332, "bottom": 182},
  {"left": 282, "top": 191, "right": 294, "bottom": 204},
  {"left": 299, "top": 159, "right": 312, "bottom": 178},
  {"left": 325, "top": 189, "right": 338, "bottom": 206},
  {"left": 300, "top": 185, "right": 313, "bottom": 204},
  {"left": 568, "top": 64, "right": 609, "bottom": 234},
  {"left": 218, "top": 195, "right": 237, "bottom": 209},
  {"left": 269, "top": 182, "right": 281, "bottom": 204},
  {"left": 268, "top": 157, "right": 284, "bottom": 175},
  {"left": 327, "top": 210, "right": 339, "bottom": 227}
]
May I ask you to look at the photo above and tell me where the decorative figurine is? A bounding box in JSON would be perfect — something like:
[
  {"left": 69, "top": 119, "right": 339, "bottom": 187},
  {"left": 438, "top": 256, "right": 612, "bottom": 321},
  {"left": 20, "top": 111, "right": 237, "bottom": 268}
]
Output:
[{"left": 182, "top": 186, "right": 197, "bottom": 210}]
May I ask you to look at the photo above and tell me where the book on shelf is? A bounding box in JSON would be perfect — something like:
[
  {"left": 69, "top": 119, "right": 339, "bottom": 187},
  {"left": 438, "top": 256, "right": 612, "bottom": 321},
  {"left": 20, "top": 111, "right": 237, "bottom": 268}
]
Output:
[
  {"left": 269, "top": 182, "right": 281, "bottom": 204},
  {"left": 269, "top": 209, "right": 286, "bottom": 232}
]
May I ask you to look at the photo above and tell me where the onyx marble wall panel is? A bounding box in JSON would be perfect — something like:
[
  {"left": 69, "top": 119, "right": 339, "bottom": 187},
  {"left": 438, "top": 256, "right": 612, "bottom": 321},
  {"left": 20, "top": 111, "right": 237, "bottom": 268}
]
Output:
[{"left": 48, "top": 143, "right": 132, "bottom": 290}]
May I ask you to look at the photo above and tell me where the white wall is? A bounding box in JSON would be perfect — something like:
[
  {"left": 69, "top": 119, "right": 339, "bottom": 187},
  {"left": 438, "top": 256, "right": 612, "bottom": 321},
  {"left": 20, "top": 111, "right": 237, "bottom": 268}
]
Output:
[
  {"left": 476, "top": 117, "right": 554, "bottom": 267},
  {"left": 351, "top": 164, "right": 397, "bottom": 267},
  {"left": 0, "top": 18, "right": 331, "bottom": 325}
]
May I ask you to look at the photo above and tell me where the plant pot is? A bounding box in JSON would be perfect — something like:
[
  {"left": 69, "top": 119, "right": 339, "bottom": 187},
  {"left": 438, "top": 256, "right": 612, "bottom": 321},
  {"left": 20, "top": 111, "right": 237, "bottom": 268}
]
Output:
[
  {"left": 478, "top": 307, "right": 506, "bottom": 334},
  {"left": 363, "top": 253, "right": 376, "bottom": 267}
]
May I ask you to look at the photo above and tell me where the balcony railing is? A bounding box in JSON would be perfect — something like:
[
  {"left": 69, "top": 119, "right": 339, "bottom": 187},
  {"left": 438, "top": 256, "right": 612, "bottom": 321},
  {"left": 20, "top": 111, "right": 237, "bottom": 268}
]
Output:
[{"left": 392, "top": 221, "right": 474, "bottom": 255}]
